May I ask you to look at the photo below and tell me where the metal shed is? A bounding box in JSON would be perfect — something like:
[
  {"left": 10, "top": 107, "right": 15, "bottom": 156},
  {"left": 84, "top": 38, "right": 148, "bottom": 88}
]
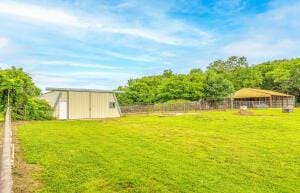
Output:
[
  {"left": 233, "top": 88, "right": 295, "bottom": 108},
  {"left": 42, "top": 88, "right": 122, "bottom": 120}
]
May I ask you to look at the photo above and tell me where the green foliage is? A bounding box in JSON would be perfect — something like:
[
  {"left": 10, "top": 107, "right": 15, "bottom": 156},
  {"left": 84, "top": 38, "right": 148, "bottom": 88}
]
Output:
[
  {"left": 0, "top": 67, "right": 53, "bottom": 120},
  {"left": 118, "top": 57, "right": 300, "bottom": 105},
  {"left": 207, "top": 56, "right": 262, "bottom": 90},
  {"left": 118, "top": 69, "right": 205, "bottom": 105},
  {"left": 18, "top": 109, "right": 300, "bottom": 192},
  {"left": 207, "top": 56, "right": 248, "bottom": 73},
  {"left": 157, "top": 73, "right": 203, "bottom": 102},
  {"left": 117, "top": 75, "right": 163, "bottom": 105},
  {"left": 255, "top": 59, "right": 300, "bottom": 102},
  {"left": 24, "top": 98, "right": 53, "bottom": 120},
  {"left": 164, "top": 99, "right": 191, "bottom": 104},
  {"left": 203, "top": 71, "right": 234, "bottom": 101}
]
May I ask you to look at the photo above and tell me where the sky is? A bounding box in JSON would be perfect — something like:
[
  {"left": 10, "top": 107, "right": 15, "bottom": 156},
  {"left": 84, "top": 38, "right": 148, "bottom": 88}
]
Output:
[{"left": 0, "top": 0, "right": 300, "bottom": 90}]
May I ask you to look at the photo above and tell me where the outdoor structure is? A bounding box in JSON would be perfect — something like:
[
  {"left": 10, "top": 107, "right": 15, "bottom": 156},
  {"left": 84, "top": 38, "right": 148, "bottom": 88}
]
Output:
[
  {"left": 233, "top": 88, "right": 295, "bottom": 108},
  {"left": 42, "top": 88, "right": 122, "bottom": 120}
]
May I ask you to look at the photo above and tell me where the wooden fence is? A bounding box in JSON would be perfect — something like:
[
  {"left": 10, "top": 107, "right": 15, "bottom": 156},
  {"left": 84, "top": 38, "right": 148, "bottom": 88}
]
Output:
[
  {"left": 121, "top": 99, "right": 295, "bottom": 114},
  {"left": 0, "top": 107, "right": 13, "bottom": 193}
]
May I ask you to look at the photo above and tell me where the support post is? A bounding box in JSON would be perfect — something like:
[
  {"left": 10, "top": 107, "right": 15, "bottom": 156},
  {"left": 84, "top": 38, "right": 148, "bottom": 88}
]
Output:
[
  {"left": 89, "top": 92, "right": 91, "bottom": 119},
  {"left": 230, "top": 94, "right": 234, "bottom": 109},
  {"left": 0, "top": 107, "right": 13, "bottom": 193},
  {"left": 67, "top": 91, "right": 70, "bottom": 119}
]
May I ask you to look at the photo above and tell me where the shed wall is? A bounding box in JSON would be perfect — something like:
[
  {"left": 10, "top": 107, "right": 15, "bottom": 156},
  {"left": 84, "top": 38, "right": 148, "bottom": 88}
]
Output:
[
  {"left": 69, "top": 91, "right": 90, "bottom": 119},
  {"left": 91, "top": 92, "right": 120, "bottom": 118},
  {"left": 43, "top": 90, "right": 121, "bottom": 119},
  {"left": 41, "top": 91, "right": 60, "bottom": 118},
  {"left": 60, "top": 91, "right": 68, "bottom": 101}
]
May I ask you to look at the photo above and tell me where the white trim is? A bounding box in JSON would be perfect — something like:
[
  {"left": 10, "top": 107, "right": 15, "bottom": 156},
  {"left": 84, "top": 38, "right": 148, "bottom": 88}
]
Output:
[
  {"left": 46, "top": 87, "right": 123, "bottom": 94},
  {"left": 113, "top": 93, "right": 122, "bottom": 116}
]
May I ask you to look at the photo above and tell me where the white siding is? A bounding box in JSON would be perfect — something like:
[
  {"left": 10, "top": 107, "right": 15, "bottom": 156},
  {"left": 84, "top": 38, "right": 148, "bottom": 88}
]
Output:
[
  {"left": 91, "top": 92, "right": 120, "bottom": 118},
  {"left": 41, "top": 91, "right": 60, "bottom": 118},
  {"left": 69, "top": 91, "right": 90, "bottom": 119},
  {"left": 43, "top": 90, "right": 121, "bottom": 119},
  {"left": 41, "top": 91, "right": 59, "bottom": 106}
]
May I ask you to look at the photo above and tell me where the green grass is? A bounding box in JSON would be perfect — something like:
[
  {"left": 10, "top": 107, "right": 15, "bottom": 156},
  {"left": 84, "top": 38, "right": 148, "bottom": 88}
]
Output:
[{"left": 18, "top": 109, "right": 300, "bottom": 193}]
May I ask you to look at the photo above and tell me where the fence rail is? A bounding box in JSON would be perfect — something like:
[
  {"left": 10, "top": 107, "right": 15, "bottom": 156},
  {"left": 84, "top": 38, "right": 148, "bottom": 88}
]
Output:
[
  {"left": 0, "top": 107, "right": 13, "bottom": 193},
  {"left": 121, "top": 99, "right": 295, "bottom": 114}
]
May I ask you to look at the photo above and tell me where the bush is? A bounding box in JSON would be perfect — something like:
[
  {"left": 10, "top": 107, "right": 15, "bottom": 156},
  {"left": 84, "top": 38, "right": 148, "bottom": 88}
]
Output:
[
  {"left": 12, "top": 97, "right": 53, "bottom": 120},
  {"left": 165, "top": 99, "right": 192, "bottom": 104},
  {"left": 26, "top": 98, "right": 53, "bottom": 120}
]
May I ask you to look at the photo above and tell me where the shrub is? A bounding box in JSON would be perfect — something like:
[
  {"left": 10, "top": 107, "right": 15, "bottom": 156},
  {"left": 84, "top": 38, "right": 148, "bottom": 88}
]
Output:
[
  {"left": 165, "top": 99, "right": 192, "bottom": 104},
  {"left": 12, "top": 97, "right": 53, "bottom": 120}
]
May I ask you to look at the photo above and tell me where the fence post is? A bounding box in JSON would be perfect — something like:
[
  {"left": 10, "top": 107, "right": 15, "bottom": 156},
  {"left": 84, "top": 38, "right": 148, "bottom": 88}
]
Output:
[{"left": 0, "top": 107, "right": 13, "bottom": 193}]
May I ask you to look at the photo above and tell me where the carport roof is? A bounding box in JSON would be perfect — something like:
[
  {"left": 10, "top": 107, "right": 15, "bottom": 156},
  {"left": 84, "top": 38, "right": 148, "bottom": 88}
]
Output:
[
  {"left": 234, "top": 88, "right": 292, "bottom": 98},
  {"left": 46, "top": 87, "right": 123, "bottom": 93}
]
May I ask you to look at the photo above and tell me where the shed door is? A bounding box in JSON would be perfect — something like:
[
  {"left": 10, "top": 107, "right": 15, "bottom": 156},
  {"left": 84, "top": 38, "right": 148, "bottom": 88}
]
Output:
[{"left": 59, "top": 101, "right": 68, "bottom": 119}]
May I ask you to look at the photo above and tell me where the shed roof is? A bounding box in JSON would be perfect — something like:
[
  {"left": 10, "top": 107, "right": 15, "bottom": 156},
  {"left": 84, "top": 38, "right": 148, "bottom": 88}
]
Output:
[
  {"left": 46, "top": 87, "right": 123, "bottom": 93},
  {"left": 234, "top": 88, "right": 292, "bottom": 98}
]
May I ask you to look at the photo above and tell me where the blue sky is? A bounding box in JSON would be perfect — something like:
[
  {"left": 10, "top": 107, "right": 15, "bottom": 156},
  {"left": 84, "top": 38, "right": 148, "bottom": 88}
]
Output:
[{"left": 0, "top": 0, "right": 299, "bottom": 90}]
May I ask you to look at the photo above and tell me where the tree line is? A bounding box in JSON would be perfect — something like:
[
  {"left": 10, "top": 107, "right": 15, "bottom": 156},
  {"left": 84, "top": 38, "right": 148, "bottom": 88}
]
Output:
[
  {"left": 1, "top": 56, "right": 299, "bottom": 119},
  {"left": 117, "top": 57, "right": 300, "bottom": 105}
]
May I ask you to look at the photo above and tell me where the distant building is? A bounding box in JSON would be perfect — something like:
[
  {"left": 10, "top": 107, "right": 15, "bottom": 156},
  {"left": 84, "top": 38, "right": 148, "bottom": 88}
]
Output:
[
  {"left": 42, "top": 88, "right": 122, "bottom": 120},
  {"left": 233, "top": 88, "right": 295, "bottom": 108}
]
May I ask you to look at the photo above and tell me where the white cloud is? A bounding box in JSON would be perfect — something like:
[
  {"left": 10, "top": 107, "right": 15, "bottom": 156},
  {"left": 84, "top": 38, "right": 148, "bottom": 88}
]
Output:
[
  {"left": 0, "top": 37, "right": 9, "bottom": 48},
  {"left": 34, "top": 74, "right": 74, "bottom": 85},
  {"left": 100, "top": 49, "right": 157, "bottom": 63},
  {"left": 99, "top": 26, "right": 181, "bottom": 45},
  {"left": 65, "top": 71, "right": 137, "bottom": 79},
  {"left": 222, "top": 38, "right": 296, "bottom": 62},
  {"left": 0, "top": 1, "right": 213, "bottom": 46},
  {"left": 159, "top": 51, "right": 176, "bottom": 57},
  {"left": 32, "top": 70, "right": 138, "bottom": 90},
  {"left": 0, "top": 63, "right": 10, "bottom": 68},
  {"left": 40, "top": 61, "right": 120, "bottom": 69},
  {"left": 220, "top": 2, "right": 300, "bottom": 63},
  {"left": 0, "top": 1, "right": 87, "bottom": 28}
]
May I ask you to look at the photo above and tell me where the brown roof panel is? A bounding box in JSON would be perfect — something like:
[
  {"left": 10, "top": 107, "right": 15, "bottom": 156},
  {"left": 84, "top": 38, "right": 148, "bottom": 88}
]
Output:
[{"left": 234, "top": 88, "right": 292, "bottom": 98}]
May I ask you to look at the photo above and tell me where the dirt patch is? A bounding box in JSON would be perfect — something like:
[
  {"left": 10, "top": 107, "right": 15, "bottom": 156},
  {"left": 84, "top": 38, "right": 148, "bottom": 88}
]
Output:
[
  {"left": 159, "top": 113, "right": 184, "bottom": 117},
  {"left": 235, "top": 110, "right": 256, "bottom": 116},
  {"left": 12, "top": 122, "right": 42, "bottom": 193}
]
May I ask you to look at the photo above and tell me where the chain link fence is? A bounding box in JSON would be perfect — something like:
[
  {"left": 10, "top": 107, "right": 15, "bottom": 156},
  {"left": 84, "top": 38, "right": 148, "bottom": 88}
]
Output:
[{"left": 121, "top": 99, "right": 295, "bottom": 114}]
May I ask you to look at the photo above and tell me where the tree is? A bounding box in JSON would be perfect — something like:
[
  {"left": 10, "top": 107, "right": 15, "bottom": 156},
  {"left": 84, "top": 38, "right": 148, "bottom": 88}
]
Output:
[
  {"left": 207, "top": 56, "right": 248, "bottom": 74},
  {"left": 207, "top": 56, "right": 261, "bottom": 90},
  {"left": 203, "top": 71, "right": 234, "bottom": 101},
  {"left": 255, "top": 58, "right": 300, "bottom": 102},
  {"left": 117, "top": 76, "right": 163, "bottom": 105},
  {"left": 228, "top": 67, "right": 262, "bottom": 90},
  {"left": 158, "top": 74, "right": 199, "bottom": 102},
  {"left": 0, "top": 67, "right": 52, "bottom": 120}
]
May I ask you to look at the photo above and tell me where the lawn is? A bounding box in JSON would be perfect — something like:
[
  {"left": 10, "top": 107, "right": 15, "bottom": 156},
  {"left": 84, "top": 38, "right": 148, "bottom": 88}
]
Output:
[{"left": 16, "top": 109, "right": 300, "bottom": 193}]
